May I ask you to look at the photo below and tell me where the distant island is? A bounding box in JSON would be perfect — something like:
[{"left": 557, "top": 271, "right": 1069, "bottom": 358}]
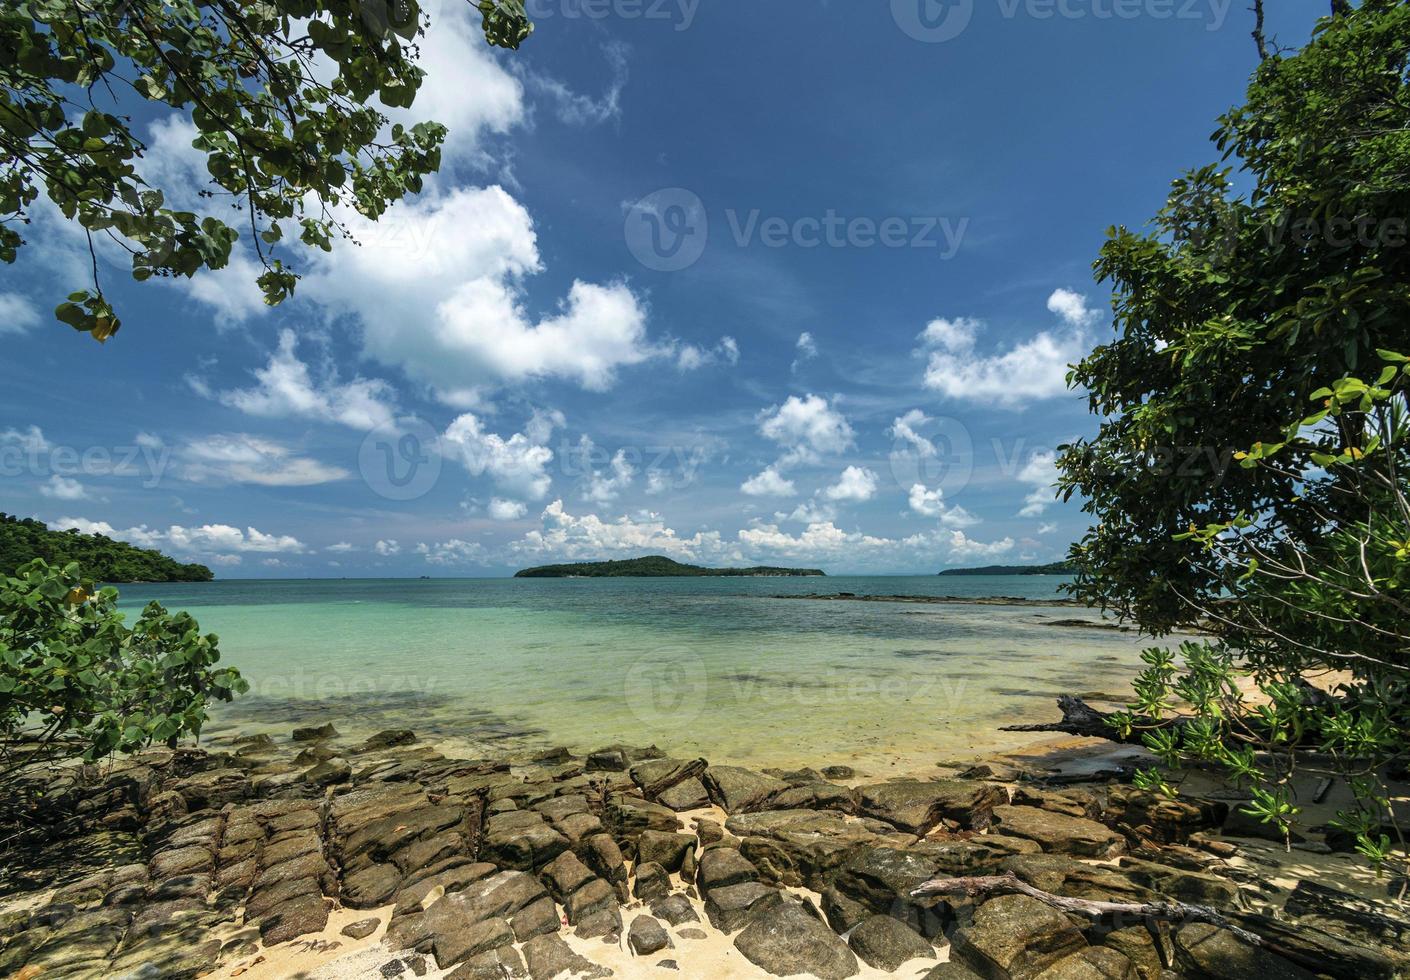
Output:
[
  {"left": 938, "top": 560, "right": 1076, "bottom": 576},
  {"left": 514, "top": 555, "right": 825, "bottom": 578},
  {"left": 0, "top": 513, "right": 213, "bottom": 582}
]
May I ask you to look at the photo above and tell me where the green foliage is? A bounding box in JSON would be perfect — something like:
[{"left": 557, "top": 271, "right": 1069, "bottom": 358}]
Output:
[
  {"left": 513, "top": 555, "right": 828, "bottom": 578},
  {"left": 0, "top": 0, "right": 532, "bottom": 340},
  {"left": 0, "top": 513, "right": 212, "bottom": 582},
  {"left": 0, "top": 559, "right": 246, "bottom": 775},
  {"left": 1059, "top": 1, "right": 1410, "bottom": 877}
]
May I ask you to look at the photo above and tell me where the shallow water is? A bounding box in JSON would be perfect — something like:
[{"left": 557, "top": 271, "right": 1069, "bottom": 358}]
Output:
[{"left": 117, "top": 575, "right": 1163, "bottom": 773}]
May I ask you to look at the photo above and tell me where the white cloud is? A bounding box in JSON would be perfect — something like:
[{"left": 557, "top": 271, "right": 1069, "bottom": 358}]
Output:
[
  {"left": 792, "top": 331, "right": 818, "bottom": 371},
  {"left": 779, "top": 500, "right": 836, "bottom": 524},
  {"left": 822, "top": 466, "right": 878, "bottom": 502},
  {"left": 220, "top": 329, "right": 396, "bottom": 430},
  {"left": 39, "top": 475, "right": 87, "bottom": 500},
  {"left": 907, "top": 484, "right": 978, "bottom": 527},
  {"left": 1, "top": 425, "right": 49, "bottom": 454},
  {"left": 512, "top": 500, "right": 730, "bottom": 563},
  {"left": 0, "top": 292, "right": 41, "bottom": 334},
  {"left": 1038, "top": 522, "right": 1057, "bottom": 535},
  {"left": 521, "top": 41, "right": 627, "bottom": 126},
  {"left": 918, "top": 294, "right": 1096, "bottom": 408},
  {"left": 417, "top": 538, "right": 486, "bottom": 565},
  {"left": 758, "top": 394, "right": 854, "bottom": 466},
  {"left": 374, "top": 539, "right": 400, "bottom": 556},
  {"left": 944, "top": 530, "right": 1015, "bottom": 560},
  {"left": 326, "top": 542, "right": 355, "bottom": 553},
  {"left": 675, "top": 336, "right": 739, "bottom": 371},
  {"left": 738, "top": 521, "right": 892, "bottom": 558},
  {"left": 489, "top": 497, "right": 528, "bottom": 520},
  {"left": 179, "top": 434, "right": 348, "bottom": 486},
  {"left": 524, "top": 408, "right": 566, "bottom": 446},
  {"left": 53, "top": 517, "right": 306, "bottom": 555},
  {"left": 442, "top": 412, "right": 558, "bottom": 500},
  {"left": 579, "top": 438, "right": 636, "bottom": 504},
  {"left": 1016, "top": 450, "right": 1060, "bottom": 517},
  {"left": 889, "top": 409, "right": 937, "bottom": 458},
  {"left": 740, "top": 466, "right": 796, "bottom": 498}
]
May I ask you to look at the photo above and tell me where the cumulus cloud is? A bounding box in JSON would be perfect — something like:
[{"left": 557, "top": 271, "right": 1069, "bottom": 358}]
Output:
[
  {"left": 0, "top": 292, "right": 41, "bottom": 334},
  {"left": 578, "top": 438, "right": 636, "bottom": 504},
  {"left": 918, "top": 291, "right": 1095, "bottom": 408},
  {"left": 489, "top": 497, "right": 529, "bottom": 521},
  {"left": 374, "top": 539, "right": 401, "bottom": 556},
  {"left": 675, "top": 336, "right": 739, "bottom": 372},
  {"left": 889, "top": 409, "right": 937, "bottom": 458},
  {"left": 1, "top": 425, "right": 50, "bottom": 454},
  {"left": 822, "top": 466, "right": 878, "bottom": 502},
  {"left": 1016, "top": 450, "right": 1060, "bottom": 517},
  {"left": 326, "top": 542, "right": 355, "bottom": 552},
  {"left": 1037, "top": 522, "right": 1057, "bottom": 535},
  {"left": 792, "top": 331, "right": 818, "bottom": 371},
  {"left": 441, "top": 412, "right": 558, "bottom": 500},
  {"left": 53, "top": 516, "right": 306, "bottom": 555},
  {"left": 740, "top": 466, "right": 796, "bottom": 498},
  {"left": 737, "top": 521, "right": 893, "bottom": 558},
  {"left": 944, "top": 530, "right": 1015, "bottom": 560},
  {"left": 417, "top": 538, "right": 486, "bottom": 565},
  {"left": 39, "top": 474, "right": 87, "bottom": 500},
  {"left": 512, "top": 500, "right": 730, "bottom": 563},
  {"left": 907, "top": 484, "right": 978, "bottom": 527},
  {"left": 757, "top": 394, "right": 854, "bottom": 467},
  {"left": 219, "top": 329, "right": 396, "bottom": 430},
  {"left": 179, "top": 434, "right": 348, "bottom": 486}
]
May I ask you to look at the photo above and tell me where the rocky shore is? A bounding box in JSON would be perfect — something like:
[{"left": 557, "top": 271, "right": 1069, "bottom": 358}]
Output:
[{"left": 1, "top": 727, "right": 1407, "bottom": 980}]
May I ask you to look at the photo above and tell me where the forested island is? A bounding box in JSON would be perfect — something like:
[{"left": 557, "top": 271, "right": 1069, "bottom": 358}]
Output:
[
  {"left": 0, "top": 514, "right": 213, "bottom": 582},
  {"left": 938, "top": 561, "right": 1076, "bottom": 576},
  {"left": 514, "top": 555, "right": 825, "bottom": 578}
]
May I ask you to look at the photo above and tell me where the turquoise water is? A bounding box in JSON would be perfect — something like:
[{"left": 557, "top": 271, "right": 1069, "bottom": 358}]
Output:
[{"left": 117, "top": 576, "right": 1158, "bottom": 773}]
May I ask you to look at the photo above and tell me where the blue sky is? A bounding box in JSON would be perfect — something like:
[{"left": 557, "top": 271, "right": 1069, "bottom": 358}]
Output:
[{"left": 0, "top": 0, "right": 1324, "bottom": 576}]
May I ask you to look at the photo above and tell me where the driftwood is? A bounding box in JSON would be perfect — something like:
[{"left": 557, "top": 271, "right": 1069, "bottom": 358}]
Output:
[{"left": 911, "top": 872, "right": 1394, "bottom": 979}]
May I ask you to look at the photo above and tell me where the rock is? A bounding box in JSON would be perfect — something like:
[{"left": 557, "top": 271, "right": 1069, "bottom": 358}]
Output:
[
  {"left": 302, "top": 757, "right": 352, "bottom": 786},
  {"left": 849, "top": 915, "right": 935, "bottom": 970},
  {"left": 632, "top": 861, "right": 672, "bottom": 902},
  {"left": 703, "top": 766, "right": 790, "bottom": 814},
  {"left": 649, "top": 894, "right": 699, "bottom": 926},
  {"left": 258, "top": 893, "right": 331, "bottom": 945},
  {"left": 586, "top": 744, "right": 665, "bottom": 772},
  {"left": 1037, "top": 948, "right": 1139, "bottom": 980},
  {"left": 542, "top": 850, "right": 596, "bottom": 902},
  {"left": 575, "top": 906, "right": 624, "bottom": 941},
  {"left": 292, "top": 722, "right": 338, "bottom": 741},
  {"left": 342, "top": 917, "right": 382, "bottom": 939},
  {"left": 636, "top": 831, "right": 694, "bottom": 872},
  {"left": 511, "top": 897, "right": 561, "bottom": 943},
  {"left": 1104, "top": 787, "right": 1226, "bottom": 844},
  {"left": 360, "top": 729, "right": 418, "bottom": 752},
  {"left": 606, "top": 795, "right": 681, "bottom": 845},
  {"left": 432, "top": 916, "right": 515, "bottom": 967},
  {"left": 1010, "top": 787, "right": 1100, "bottom": 820},
  {"left": 394, "top": 863, "right": 497, "bottom": 915},
  {"left": 733, "top": 893, "right": 859, "bottom": 980},
  {"left": 1099, "top": 927, "right": 1164, "bottom": 980},
  {"left": 695, "top": 818, "right": 724, "bottom": 845},
  {"left": 629, "top": 758, "right": 708, "bottom": 798},
  {"left": 821, "top": 885, "right": 872, "bottom": 934},
  {"left": 564, "top": 878, "right": 617, "bottom": 925},
  {"left": 822, "top": 765, "right": 855, "bottom": 780},
  {"left": 704, "top": 881, "right": 775, "bottom": 932},
  {"left": 992, "top": 806, "right": 1126, "bottom": 859},
  {"left": 678, "top": 927, "right": 708, "bottom": 940},
  {"left": 763, "top": 782, "right": 859, "bottom": 813},
  {"left": 628, "top": 915, "right": 673, "bottom": 955},
  {"left": 950, "top": 894, "right": 1087, "bottom": 980},
  {"left": 150, "top": 844, "right": 213, "bottom": 879},
  {"left": 657, "top": 959, "right": 679, "bottom": 970},
  {"left": 576, "top": 834, "right": 629, "bottom": 889},
  {"left": 658, "top": 778, "right": 710, "bottom": 812},
  {"left": 522, "top": 932, "right": 613, "bottom": 979},
  {"left": 856, "top": 779, "right": 1005, "bottom": 832},
  {"left": 728, "top": 809, "right": 895, "bottom": 888},
  {"left": 482, "top": 810, "right": 570, "bottom": 871},
  {"left": 697, "top": 846, "right": 759, "bottom": 892},
  {"left": 447, "top": 946, "right": 528, "bottom": 980},
  {"left": 1116, "top": 857, "right": 1241, "bottom": 908},
  {"left": 1173, "top": 923, "right": 1316, "bottom": 980},
  {"left": 922, "top": 964, "right": 986, "bottom": 980},
  {"left": 831, "top": 844, "right": 997, "bottom": 939}
]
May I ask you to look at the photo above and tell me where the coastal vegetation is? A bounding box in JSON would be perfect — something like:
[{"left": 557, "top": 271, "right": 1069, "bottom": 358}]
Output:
[
  {"left": 937, "top": 561, "right": 1076, "bottom": 576},
  {"left": 0, "top": 0, "right": 533, "bottom": 340},
  {"left": 0, "top": 513, "right": 212, "bottom": 582},
  {"left": 1059, "top": 0, "right": 1410, "bottom": 875},
  {"left": 0, "top": 559, "right": 244, "bottom": 781},
  {"left": 514, "top": 555, "right": 826, "bottom": 578}
]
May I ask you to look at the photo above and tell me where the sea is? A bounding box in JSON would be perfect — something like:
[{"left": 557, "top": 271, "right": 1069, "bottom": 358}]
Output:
[{"left": 116, "top": 575, "right": 1164, "bottom": 774}]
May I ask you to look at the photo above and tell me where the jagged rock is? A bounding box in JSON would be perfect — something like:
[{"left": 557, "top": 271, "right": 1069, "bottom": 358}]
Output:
[
  {"left": 447, "top": 945, "right": 528, "bottom": 980},
  {"left": 1174, "top": 923, "right": 1315, "bottom": 980},
  {"left": 344, "top": 863, "right": 403, "bottom": 908},
  {"left": 636, "top": 831, "right": 694, "bottom": 872},
  {"left": 294, "top": 744, "right": 338, "bottom": 767},
  {"left": 650, "top": 894, "right": 700, "bottom": 926},
  {"left": 1099, "top": 927, "right": 1164, "bottom": 980},
  {"left": 628, "top": 915, "right": 672, "bottom": 955},
  {"left": 258, "top": 893, "right": 331, "bottom": 945},
  {"left": 703, "top": 766, "right": 791, "bottom": 814},
  {"left": 1037, "top": 948, "right": 1139, "bottom": 980},
  {"left": 822, "top": 765, "right": 855, "bottom": 780},
  {"left": 832, "top": 844, "right": 1010, "bottom": 939},
  {"left": 394, "top": 863, "right": 497, "bottom": 915},
  {"left": 1000, "top": 854, "right": 1155, "bottom": 905},
  {"left": 923, "top": 964, "right": 986, "bottom": 980},
  {"left": 510, "top": 896, "right": 560, "bottom": 942},
  {"left": 697, "top": 846, "right": 759, "bottom": 892},
  {"left": 576, "top": 834, "right": 629, "bottom": 889},
  {"left": 822, "top": 885, "right": 872, "bottom": 934},
  {"left": 629, "top": 758, "right": 708, "bottom": 798},
  {"left": 522, "top": 932, "right": 613, "bottom": 979},
  {"left": 992, "top": 806, "right": 1126, "bottom": 859},
  {"left": 565, "top": 878, "right": 618, "bottom": 925},
  {"left": 292, "top": 722, "right": 338, "bottom": 741},
  {"left": 856, "top": 780, "right": 1006, "bottom": 833},
  {"left": 586, "top": 744, "right": 664, "bottom": 772},
  {"left": 554, "top": 811, "right": 606, "bottom": 843},
  {"left": 1103, "top": 787, "right": 1226, "bottom": 844},
  {"left": 762, "top": 782, "right": 859, "bottom": 813},
  {"left": 734, "top": 893, "right": 859, "bottom": 980},
  {"left": 695, "top": 818, "right": 725, "bottom": 845},
  {"left": 632, "top": 861, "right": 672, "bottom": 902},
  {"left": 542, "top": 851, "right": 596, "bottom": 902},
  {"left": 482, "top": 810, "right": 570, "bottom": 871},
  {"left": 359, "top": 729, "right": 417, "bottom": 752},
  {"left": 1116, "top": 857, "right": 1241, "bottom": 907},
  {"left": 658, "top": 778, "right": 710, "bottom": 812},
  {"left": 849, "top": 915, "right": 935, "bottom": 970},
  {"left": 433, "top": 915, "right": 515, "bottom": 967},
  {"left": 727, "top": 809, "right": 896, "bottom": 888},
  {"left": 704, "top": 881, "right": 775, "bottom": 932},
  {"left": 1010, "top": 787, "right": 1101, "bottom": 820},
  {"left": 950, "top": 894, "right": 1086, "bottom": 980},
  {"left": 342, "top": 917, "right": 381, "bottom": 939},
  {"left": 151, "top": 844, "right": 213, "bottom": 879},
  {"left": 576, "top": 906, "right": 623, "bottom": 941},
  {"left": 303, "top": 757, "right": 352, "bottom": 786},
  {"left": 606, "top": 795, "right": 681, "bottom": 846}
]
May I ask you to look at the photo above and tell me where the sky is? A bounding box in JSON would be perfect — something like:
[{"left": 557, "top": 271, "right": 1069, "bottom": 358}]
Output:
[{"left": 0, "top": 0, "right": 1327, "bottom": 577}]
